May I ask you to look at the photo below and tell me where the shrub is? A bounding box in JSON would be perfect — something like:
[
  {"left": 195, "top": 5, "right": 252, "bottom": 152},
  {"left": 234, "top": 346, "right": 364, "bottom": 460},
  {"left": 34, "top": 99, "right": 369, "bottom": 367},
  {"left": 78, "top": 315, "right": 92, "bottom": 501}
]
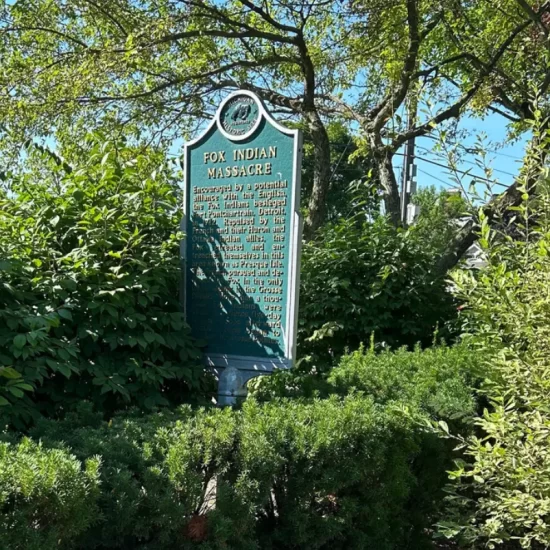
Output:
[
  {"left": 249, "top": 342, "right": 481, "bottom": 547},
  {"left": 0, "top": 438, "right": 100, "bottom": 550},
  {"left": 328, "top": 343, "right": 480, "bottom": 424},
  {"left": 299, "top": 210, "right": 459, "bottom": 365},
  {"left": 439, "top": 130, "right": 550, "bottom": 548},
  {"left": 18, "top": 338, "right": 481, "bottom": 549},
  {"left": 9, "top": 389, "right": 468, "bottom": 549},
  {"left": 224, "top": 396, "right": 421, "bottom": 550},
  {"left": 250, "top": 341, "right": 481, "bottom": 423},
  {"left": 29, "top": 403, "right": 220, "bottom": 549},
  {"left": 0, "top": 137, "right": 207, "bottom": 426}
]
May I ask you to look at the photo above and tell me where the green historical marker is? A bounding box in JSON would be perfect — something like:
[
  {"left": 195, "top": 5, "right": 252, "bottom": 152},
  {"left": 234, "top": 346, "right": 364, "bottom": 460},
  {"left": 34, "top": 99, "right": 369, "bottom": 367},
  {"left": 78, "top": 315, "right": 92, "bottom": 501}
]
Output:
[{"left": 183, "top": 90, "right": 302, "bottom": 402}]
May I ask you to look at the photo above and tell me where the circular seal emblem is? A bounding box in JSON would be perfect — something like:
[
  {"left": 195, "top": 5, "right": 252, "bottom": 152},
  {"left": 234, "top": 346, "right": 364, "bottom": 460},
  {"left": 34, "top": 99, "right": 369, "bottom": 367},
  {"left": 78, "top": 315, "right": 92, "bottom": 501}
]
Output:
[{"left": 219, "top": 94, "right": 260, "bottom": 138}]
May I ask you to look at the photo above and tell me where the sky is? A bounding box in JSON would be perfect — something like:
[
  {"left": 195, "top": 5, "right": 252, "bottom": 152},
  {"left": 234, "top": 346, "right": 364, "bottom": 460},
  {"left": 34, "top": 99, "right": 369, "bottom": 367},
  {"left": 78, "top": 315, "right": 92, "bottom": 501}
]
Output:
[{"left": 395, "top": 112, "right": 529, "bottom": 199}]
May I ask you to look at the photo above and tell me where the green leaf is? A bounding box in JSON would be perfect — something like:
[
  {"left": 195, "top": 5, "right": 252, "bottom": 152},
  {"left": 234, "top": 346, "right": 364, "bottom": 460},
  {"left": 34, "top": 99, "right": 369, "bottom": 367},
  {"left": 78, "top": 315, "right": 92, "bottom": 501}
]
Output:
[
  {"left": 8, "top": 387, "right": 24, "bottom": 398},
  {"left": 0, "top": 367, "right": 21, "bottom": 380},
  {"left": 58, "top": 308, "right": 73, "bottom": 320},
  {"left": 438, "top": 420, "right": 450, "bottom": 435},
  {"left": 13, "top": 334, "right": 26, "bottom": 349}
]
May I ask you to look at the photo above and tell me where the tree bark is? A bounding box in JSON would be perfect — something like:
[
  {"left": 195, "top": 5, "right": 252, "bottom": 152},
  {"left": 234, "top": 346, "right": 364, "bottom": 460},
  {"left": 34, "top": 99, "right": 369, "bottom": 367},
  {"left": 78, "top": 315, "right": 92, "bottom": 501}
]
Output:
[
  {"left": 372, "top": 147, "right": 402, "bottom": 226},
  {"left": 303, "top": 109, "right": 332, "bottom": 239}
]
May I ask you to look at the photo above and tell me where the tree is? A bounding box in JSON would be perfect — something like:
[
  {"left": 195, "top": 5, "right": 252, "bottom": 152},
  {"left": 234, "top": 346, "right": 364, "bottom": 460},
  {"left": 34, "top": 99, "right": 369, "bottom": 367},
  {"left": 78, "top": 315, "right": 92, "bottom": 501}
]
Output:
[{"left": 1, "top": 0, "right": 549, "bottom": 244}]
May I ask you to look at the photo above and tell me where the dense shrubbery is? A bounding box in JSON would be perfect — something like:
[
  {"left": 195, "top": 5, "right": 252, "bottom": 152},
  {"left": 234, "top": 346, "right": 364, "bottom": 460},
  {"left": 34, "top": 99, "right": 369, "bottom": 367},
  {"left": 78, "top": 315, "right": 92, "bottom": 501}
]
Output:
[
  {"left": 0, "top": 342, "right": 479, "bottom": 550},
  {"left": 251, "top": 340, "right": 480, "bottom": 415},
  {"left": 298, "top": 189, "right": 464, "bottom": 364},
  {"left": 439, "top": 139, "right": 550, "bottom": 548},
  {"left": 328, "top": 343, "right": 480, "bottom": 423},
  {"left": 0, "top": 438, "right": 100, "bottom": 550},
  {"left": 0, "top": 138, "right": 208, "bottom": 426}
]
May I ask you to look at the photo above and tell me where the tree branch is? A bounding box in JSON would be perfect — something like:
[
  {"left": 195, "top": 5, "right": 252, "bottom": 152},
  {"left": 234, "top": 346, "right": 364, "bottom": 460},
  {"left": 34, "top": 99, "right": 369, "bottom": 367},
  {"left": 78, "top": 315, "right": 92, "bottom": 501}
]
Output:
[
  {"left": 80, "top": 0, "right": 128, "bottom": 36},
  {"left": 515, "top": 0, "right": 549, "bottom": 37},
  {"left": 236, "top": 0, "right": 299, "bottom": 33},
  {"left": 148, "top": 27, "right": 296, "bottom": 47},
  {"left": 3, "top": 26, "right": 95, "bottom": 50},
  {"left": 368, "top": 0, "right": 420, "bottom": 130},
  {"left": 392, "top": 18, "right": 532, "bottom": 149}
]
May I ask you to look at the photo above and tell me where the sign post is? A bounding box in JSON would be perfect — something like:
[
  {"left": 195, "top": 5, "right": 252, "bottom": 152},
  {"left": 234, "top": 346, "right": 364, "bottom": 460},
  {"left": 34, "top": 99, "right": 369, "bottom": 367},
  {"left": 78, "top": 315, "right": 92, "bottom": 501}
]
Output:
[{"left": 183, "top": 90, "right": 302, "bottom": 404}]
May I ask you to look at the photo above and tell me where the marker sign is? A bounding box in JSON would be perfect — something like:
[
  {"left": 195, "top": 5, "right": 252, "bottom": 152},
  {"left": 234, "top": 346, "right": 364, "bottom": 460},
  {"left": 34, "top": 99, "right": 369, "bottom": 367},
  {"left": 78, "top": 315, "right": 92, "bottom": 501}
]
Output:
[{"left": 183, "top": 90, "right": 302, "bottom": 372}]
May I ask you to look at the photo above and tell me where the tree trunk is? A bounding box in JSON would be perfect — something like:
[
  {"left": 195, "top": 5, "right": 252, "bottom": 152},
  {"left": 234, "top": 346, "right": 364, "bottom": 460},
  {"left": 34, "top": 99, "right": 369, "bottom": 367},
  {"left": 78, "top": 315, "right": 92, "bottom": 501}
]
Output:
[
  {"left": 303, "top": 109, "right": 332, "bottom": 240},
  {"left": 373, "top": 148, "right": 401, "bottom": 226}
]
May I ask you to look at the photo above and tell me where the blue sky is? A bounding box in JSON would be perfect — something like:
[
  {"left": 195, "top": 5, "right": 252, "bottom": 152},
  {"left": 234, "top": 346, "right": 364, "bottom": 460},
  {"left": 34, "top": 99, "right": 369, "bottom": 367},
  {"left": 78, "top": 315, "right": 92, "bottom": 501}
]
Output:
[{"left": 397, "top": 112, "right": 528, "bottom": 198}]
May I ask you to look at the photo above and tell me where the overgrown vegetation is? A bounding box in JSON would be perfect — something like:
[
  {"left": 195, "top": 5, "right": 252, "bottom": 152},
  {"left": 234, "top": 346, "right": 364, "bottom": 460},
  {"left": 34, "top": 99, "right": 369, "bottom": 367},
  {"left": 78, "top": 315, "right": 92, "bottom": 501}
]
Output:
[
  {"left": 0, "top": 138, "right": 207, "bottom": 427},
  {"left": 438, "top": 129, "right": 550, "bottom": 549},
  {"left": 0, "top": 341, "right": 478, "bottom": 550},
  {"left": 0, "top": 438, "right": 100, "bottom": 550},
  {"left": 1, "top": 0, "right": 550, "bottom": 546},
  {"left": 298, "top": 188, "right": 465, "bottom": 363}
]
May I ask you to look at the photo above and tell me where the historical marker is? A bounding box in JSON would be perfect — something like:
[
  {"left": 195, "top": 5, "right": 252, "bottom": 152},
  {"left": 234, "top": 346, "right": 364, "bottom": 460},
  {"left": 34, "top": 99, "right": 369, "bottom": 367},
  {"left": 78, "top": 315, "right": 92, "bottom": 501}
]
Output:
[{"left": 183, "top": 90, "right": 302, "bottom": 398}]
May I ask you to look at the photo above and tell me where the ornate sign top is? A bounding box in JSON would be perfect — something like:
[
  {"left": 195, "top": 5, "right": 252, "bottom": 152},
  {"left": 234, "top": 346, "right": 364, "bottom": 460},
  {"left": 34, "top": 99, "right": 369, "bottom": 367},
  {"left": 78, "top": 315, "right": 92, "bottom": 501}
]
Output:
[{"left": 219, "top": 93, "right": 260, "bottom": 138}]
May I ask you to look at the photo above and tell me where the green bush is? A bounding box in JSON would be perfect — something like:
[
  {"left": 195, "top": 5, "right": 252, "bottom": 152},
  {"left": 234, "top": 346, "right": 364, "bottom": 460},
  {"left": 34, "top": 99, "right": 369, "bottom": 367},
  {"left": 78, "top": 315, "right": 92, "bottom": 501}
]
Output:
[
  {"left": 0, "top": 137, "right": 207, "bottom": 426},
  {"left": 328, "top": 343, "right": 480, "bottom": 424},
  {"left": 223, "top": 396, "right": 421, "bottom": 550},
  {"left": 0, "top": 438, "right": 100, "bottom": 550},
  {"left": 298, "top": 200, "right": 461, "bottom": 365},
  {"left": 439, "top": 131, "right": 550, "bottom": 548},
  {"left": 248, "top": 342, "right": 481, "bottom": 548},
  {"left": 9, "top": 395, "right": 449, "bottom": 549},
  {"left": 250, "top": 341, "right": 480, "bottom": 421},
  {"left": 29, "top": 404, "right": 216, "bottom": 549},
  {"left": 16, "top": 340, "right": 480, "bottom": 549}
]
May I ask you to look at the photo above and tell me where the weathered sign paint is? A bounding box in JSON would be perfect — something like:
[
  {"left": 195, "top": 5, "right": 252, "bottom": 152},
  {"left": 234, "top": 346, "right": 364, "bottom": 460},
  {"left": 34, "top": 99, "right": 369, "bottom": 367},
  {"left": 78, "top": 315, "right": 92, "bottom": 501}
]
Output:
[{"left": 183, "top": 91, "right": 302, "bottom": 375}]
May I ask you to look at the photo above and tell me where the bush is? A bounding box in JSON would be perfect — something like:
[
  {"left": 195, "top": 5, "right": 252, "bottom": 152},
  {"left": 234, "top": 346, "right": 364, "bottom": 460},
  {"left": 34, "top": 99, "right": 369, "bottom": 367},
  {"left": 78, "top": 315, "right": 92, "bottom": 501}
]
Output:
[
  {"left": 223, "top": 396, "right": 420, "bottom": 550},
  {"left": 328, "top": 343, "right": 480, "bottom": 424},
  {"left": 250, "top": 341, "right": 481, "bottom": 421},
  {"left": 0, "top": 137, "right": 207, "bottom": 426},
  {"left": 439, "top": 131, "right": 550, "bottom": 548},
  {"left": 9, "top": 395, "right": 453, "bottom": 549},
  {"left": 0, "top": 438, "right": 100, "bottom": 550},
  {"left": 299, "top": 208, "right": 459, "bottom": 365},
  {"left": 15, "top": 340, "right": 480, "bottom": 550},
  {"left": 248, "top": 342, "right": 481, "bottom": 547},
  {"left": 29, "top": 403, "right": 222, "bottom": 549}
]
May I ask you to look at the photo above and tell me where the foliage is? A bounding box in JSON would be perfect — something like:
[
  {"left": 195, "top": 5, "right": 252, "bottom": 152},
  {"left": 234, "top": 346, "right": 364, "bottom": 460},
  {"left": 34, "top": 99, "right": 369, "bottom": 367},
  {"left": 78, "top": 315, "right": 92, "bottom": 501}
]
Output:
[
  {"left": 328, "top": 343, "right": 479, "bottom": 424},
  {"left": 0, "top": 0, "right": 543, "bottom": 149},
  {"left": 224, "top": 396, "right": 421, "bottom": 550},
  {"left": 0, "top": 136, "right": 207, "bottom": 427},
  {"left": 0, "top": 0, "right": 544, "bottom": 237},
  {"left": 249, "top": 341, "right": 482, "bottom": 548},
  {"left": 28, "top": 403, "right": 232, "bottom": 549},
  {"left": 0, "top": 437, "right": 100, "bottom": 550},
  {"left": 298, "top": 201, "right": 461, "bottom": 364},
  {"left": 6, "top": 363, "right": 477, "bottom": 550},
  {"left": 412, "top": 187, "right": 469, "bottom": 256},
  {"left": 439, "top": 129, "right": 550, "bottom": 548},
  {"left": 299, "top": 121, "right": 379, "bottom": 222}
]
